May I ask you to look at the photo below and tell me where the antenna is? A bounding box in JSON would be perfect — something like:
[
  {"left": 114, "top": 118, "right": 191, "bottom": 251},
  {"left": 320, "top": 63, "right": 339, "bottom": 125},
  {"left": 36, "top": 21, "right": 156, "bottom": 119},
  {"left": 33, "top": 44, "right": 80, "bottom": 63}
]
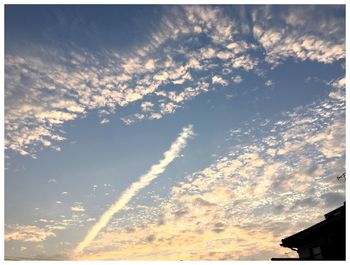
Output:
[{"left": 337, "top": 172, "right": 346, "bottom": 183}]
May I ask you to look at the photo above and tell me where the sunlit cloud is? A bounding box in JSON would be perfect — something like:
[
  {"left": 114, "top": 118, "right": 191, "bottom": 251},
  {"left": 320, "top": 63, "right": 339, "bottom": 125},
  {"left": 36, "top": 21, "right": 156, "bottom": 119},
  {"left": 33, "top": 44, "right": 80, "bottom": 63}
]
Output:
[
  {"left": 76, "top": 82, "right": 345, "bottom": 259},
  {"left": 5, "top": 5, "right": 345, "bottom": 261},
  {"left": 74, "top": 125, "right": 194, "bottom": 255},
  {"left": 71, "top": 204, "right": 85, "bottom": 212},
  {"left": 5, "top": 224, "right": 56, "bottom": 242},
  {"left": 5, "top": 6, "right": 344, "bottom": 157}
]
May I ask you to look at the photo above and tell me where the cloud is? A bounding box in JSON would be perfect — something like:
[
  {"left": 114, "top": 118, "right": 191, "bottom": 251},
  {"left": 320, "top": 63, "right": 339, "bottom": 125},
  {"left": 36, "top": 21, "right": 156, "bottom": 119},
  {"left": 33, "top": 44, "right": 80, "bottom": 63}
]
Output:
[
  {"left": 145, "top": 59, "right": 156, "bottom": 71},
  {"left": 145, "top": 234, "right": 156, "bottom": 243},
  {"left": 328, "top": 76, "right": 345, "bottom": 101},
  {"left": 74, "top": 125, "right": 194, "bottom": 255},
  {"left": 321, "top": 192, "right": 345, "bottom": 208},
  {"left": 160, "top": 102, "right": 179, "bottom": 114},
  {"left": 251, "top": 6, "right": 345, "bottom": 66},
  {"left": 140, "top": 101, "right": 154, "bottom": 112},
  {"left": 71, "top": 204, "right": 85, "bottom": 212},
  {"left": 5, "top": 6, "right": 241, "bottom": 156},
  {"left": 231, "top": 55, "right": 258, "bottom": 71},
  {"left": 100, "top": 118, "right": 110, "bottom": 124},
  {"left": 216, "top": 51, "right": 231, "bottom": 60},
  {"left": 329, "top": 77, "right": 345, "bottom": 90},
  {"left": 5, "top": 224, "right": 56, "bottom": 242},
  {"left": 211, "top": 222, "right": 226, "bottom": 233},
  {"left": 292, "top": 197, "right": 320, "bottom": 209},
  {"left": 212, "top": 75, "right": 229, "bottom": 86},
  {"left": 232, "top": 75, "right": 243, "bottom": 84},
  {"left": 5, "top": 6, "right": 345, "bottom": 164},
  {"left": 200, "top": 47, "right": 216, "bottom": 59},
  {"left": 78, "top": 82, "right": 345, "bottom": 259},
  {"left": 0, "top": 7, "right": 274, "bottom": 156},
  {"left": 4, "top": 5, "right": 342, "bottom": 259},
  {"left": 265, "top": 80, "right": 274, "bottom": 87}
]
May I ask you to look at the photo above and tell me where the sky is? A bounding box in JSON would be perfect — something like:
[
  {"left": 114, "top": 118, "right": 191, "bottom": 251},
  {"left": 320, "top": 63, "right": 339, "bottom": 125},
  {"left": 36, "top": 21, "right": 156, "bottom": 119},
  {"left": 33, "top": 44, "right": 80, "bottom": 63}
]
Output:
[{"left": 4, "top": 4, "right": 346, "bottom": 260}]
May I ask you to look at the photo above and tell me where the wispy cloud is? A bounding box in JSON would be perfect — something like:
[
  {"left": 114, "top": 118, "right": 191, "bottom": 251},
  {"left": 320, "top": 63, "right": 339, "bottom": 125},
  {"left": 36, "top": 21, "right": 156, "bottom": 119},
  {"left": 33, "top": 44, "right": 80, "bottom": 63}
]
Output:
[{"left": 74, "top": 125, "right": 194, "bottom": 255}]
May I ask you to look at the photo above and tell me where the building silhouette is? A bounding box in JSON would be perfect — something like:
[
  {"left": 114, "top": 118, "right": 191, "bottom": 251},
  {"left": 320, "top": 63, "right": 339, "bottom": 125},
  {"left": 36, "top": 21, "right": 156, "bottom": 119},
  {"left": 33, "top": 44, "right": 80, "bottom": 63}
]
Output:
[{"left": 272, "top": 202, "right": 345, "bottom": 260}]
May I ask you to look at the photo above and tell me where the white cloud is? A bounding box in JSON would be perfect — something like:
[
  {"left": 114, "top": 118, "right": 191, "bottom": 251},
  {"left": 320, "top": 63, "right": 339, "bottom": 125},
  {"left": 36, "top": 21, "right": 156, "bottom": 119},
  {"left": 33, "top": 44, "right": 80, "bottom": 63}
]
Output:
[
  {"left": 149, "top": 113, "right": 162, "bottom": 120},
  {"left": 232, "top": 75, "right": 243, "bottom": 84},
  {"left": 226, "top": 41, "right": 250, "bottom": 54},
  {"left": 5, "top": 5, "right": 344, "bottom": 159},
  {"left": 200, "top": 47, "right": 216, "bottom": 59},
  {"left": 140, "top": 101, "right": 154, "bottom": 112},
  {"left": 160, "top": 102, "right": 179, "bottom": 114},
  {"left": 74, "top": 83, "right": 345, "bottom": 261},
  {"left": 192, "top": 25, "right": 201, "bottom": 32},
  {"left": 153, "top": 71, "right": 169, "bottom": 81},
  {"left": 52, "top": 100, "right": 85, "bottom": 113},
  {"left": 329, "top": 77, "right": 345, "bottom": 90},
  {"left": 186, "top": 57, "right": 202, "bottom": 70},
  {"left": 253, "top": 19, "right": 344, "bottom": 65},
  {"left": 5, "top": 224, "right": 56, "bottom": 242},
  {"left": 72, "top": 205, "right": 85, "bottom": 212},
  {"left": 145, "top": 59, "right": 156, "bottom": 71},
  {"left": 122, "top": 58, "right": 143, "bottom": 74},
  {"left": 212, "top": 75, "right": 229, "bottom": 86},
  {"left": 231, "top": 55, "right": 258, "bottom": 71},
  {"left": 265, "top": 80, "right": 274, "bottom": 87},
  {"left": 100, "top": 118, "right": 110, "bottom": 124},
  {"left": 329, "top": 77, "right": 346, "bottom": 102},
  {"left": 216, "top": 51, "right": 231, "bottom": 60}
]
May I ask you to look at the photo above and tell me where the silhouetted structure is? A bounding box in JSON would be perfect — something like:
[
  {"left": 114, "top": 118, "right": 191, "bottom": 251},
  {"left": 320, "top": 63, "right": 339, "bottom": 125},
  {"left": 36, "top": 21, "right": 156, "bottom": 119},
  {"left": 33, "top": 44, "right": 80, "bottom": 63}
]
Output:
[{"left": 272, "top": 202, "right": 345, "bottom": 260}]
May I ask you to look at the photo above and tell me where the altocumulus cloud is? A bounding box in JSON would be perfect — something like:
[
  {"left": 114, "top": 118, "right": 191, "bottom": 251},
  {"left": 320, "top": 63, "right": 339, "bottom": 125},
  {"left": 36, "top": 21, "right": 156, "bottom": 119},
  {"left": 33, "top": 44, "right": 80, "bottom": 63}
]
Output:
[
  {"left": 5, "top": 6, "right": 344, "bottom": 157},
  {"left": 5, "top": 224, "right": 56, "bottom": 242},
  {"left": 75, "top": 76, "right": 345, "bottom": 260}
]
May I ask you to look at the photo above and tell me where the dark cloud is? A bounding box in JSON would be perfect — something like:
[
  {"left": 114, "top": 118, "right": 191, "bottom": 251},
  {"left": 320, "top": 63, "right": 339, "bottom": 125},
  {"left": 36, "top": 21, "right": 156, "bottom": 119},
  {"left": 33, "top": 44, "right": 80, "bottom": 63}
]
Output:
[
  {"left": 321, "top": 192, "right": 345, "bottom": 208},
  {"left": 193, "top": 197, "right": 217, "bottom": 207},
  {"left": 125, "top": 227, "right": 135, "bottom": 233},
  {"left": 173, "top": 208, "right": 188, "bottom": 218},
  {"left": 271, "top": 204, "right": 285, "bottom": 214},
  {"left": 156, "top": 213, "right": 165, "bottom": 226},
  {"left": 292, "top": 197, "right": 320, "bottom": 209},
  {"left": 145, "top": 234, "right": 156, "bottom": 243},
  {"left": 211, "top": 222, "right": 226, "bottom": 233},
  {"left": 157, "top": 218, "right": 165, "bottom": 226},
  {"left": 303, "top": 163, "right": 319, "bottom": 176}
]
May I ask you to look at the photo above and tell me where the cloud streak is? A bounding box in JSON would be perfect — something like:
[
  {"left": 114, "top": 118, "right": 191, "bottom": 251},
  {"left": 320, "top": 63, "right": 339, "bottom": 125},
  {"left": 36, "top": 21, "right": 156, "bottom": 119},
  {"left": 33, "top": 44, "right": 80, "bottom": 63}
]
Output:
[{"left": 74, "top": 125, "right": 194, "bottom": 255}]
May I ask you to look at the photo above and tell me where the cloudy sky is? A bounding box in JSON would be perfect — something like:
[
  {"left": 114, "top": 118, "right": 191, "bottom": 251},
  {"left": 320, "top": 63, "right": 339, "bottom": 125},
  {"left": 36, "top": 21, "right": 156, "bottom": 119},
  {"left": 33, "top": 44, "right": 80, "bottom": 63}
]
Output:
[{"left": 4, "top": 5, "right": 346, "bottom": 260}]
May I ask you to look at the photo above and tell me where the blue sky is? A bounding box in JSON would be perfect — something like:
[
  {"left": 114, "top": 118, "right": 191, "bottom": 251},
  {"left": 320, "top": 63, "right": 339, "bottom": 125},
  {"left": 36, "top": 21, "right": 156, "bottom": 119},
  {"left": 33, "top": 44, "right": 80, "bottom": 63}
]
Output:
[{"left": 5, "top": 5, "right": 346, "bottom": 260}]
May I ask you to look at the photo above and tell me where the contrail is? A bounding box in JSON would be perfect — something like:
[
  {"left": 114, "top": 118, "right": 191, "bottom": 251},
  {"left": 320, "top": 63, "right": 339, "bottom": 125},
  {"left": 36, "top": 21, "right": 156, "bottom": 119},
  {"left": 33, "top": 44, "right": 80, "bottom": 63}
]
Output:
[{"left": 74, "top": 125, "right": 194, "bottom": 255}]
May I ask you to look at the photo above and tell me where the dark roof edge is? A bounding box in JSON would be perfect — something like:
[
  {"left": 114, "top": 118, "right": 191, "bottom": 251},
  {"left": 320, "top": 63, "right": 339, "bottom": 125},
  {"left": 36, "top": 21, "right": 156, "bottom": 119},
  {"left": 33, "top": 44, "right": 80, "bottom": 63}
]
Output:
[{"left": 280, "top": 202, "right": 345, "bottom": 247}]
